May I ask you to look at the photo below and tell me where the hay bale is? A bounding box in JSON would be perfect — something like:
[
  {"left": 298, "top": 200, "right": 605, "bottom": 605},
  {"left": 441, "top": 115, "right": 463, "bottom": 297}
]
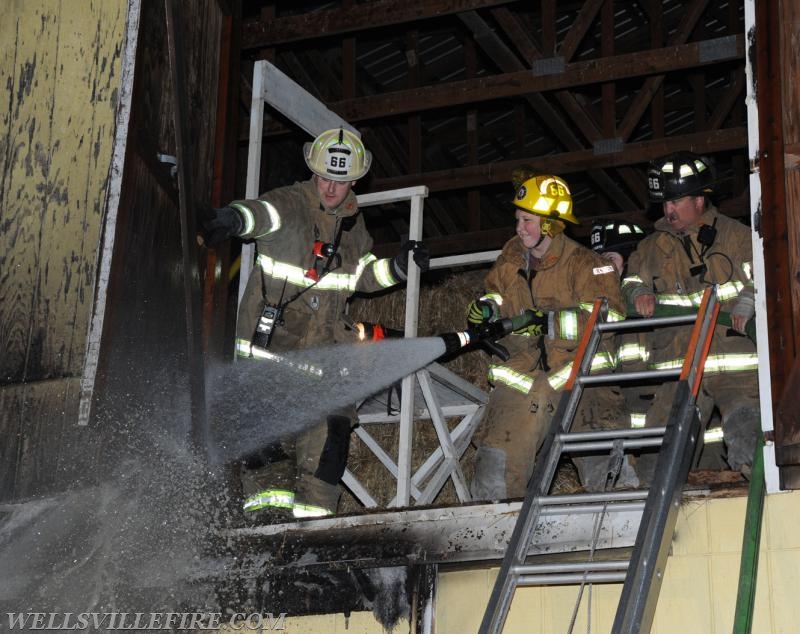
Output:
[
  {"left": 342, "top": 270, "right": 490, "bottom": 510},
  {"left": 349, "top": 269, "right": 491, "bottom": 387},
  {"left": 340, "top": 269, "right": 588, "bottom": 511}
]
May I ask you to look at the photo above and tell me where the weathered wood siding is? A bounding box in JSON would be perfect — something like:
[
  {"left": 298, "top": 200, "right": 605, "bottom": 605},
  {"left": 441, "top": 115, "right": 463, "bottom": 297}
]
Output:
[
  {"left": 0, "top": 1, "right": 127, "bottom": 383},
  {"left": 88, "top": 0, "right": 225, "bottom": 458},
  {"left": 0, "top": 0, "right": 228, "bottom": 501},
  {"left": 0, "top": 1, "right": 131, "bottom": 499},
  {"left": 773, "top": 0, "right": 800, "bottom": 487}
]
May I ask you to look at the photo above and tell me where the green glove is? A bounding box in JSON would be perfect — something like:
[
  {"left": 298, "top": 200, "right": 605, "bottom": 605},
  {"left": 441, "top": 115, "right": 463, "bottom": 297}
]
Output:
[
  {"left": 516, "top": 309, "right": 548, "bottom": 336},
  {"left": 467, "top": 298, "right": 499, "bottom": 325}
]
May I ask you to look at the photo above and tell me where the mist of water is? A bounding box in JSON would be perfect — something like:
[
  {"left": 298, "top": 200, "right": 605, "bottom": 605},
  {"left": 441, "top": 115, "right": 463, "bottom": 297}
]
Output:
[
  {"left": 207, "top": 336, "right": 447, "bottom": 463},
  {"left": 0, "top": 336, "right": 447, "bottom": 621}
]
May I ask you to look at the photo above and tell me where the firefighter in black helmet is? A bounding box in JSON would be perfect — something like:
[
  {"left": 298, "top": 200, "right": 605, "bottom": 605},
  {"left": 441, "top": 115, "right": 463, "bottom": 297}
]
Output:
[
  {"left": 589, "top": 219, "right": 647, "bottom": 275},
  {"left": 621, "top": 152, "right": 760, "bottom": 480}
]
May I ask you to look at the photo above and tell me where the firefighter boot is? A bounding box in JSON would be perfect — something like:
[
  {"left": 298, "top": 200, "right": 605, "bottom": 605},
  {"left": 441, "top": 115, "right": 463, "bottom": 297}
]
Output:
[
  {"left": 574, "top": 454, "right": 640, "bottom": 492},
  {"left": 240, "top": 456, "right": 295, "bottom": 524},
  {"left": 470, "top": 446, "right": 508, "bottom": 502},
  {"left": 722, "top": 406, "right": 761, "bottom": 478},
  {"left": 294, "top": 415, "right": 352, "bottom": 518}
]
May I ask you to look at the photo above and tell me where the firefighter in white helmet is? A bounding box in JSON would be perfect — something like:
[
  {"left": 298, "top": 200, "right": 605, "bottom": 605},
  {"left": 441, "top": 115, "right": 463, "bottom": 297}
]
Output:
[
  {"left": 622, "top": 152, "right": 760, "bottom": 480},
  {"left": 467, "top": 173, "right": 633, "bottom": 500},
  {"left": 201, "top": 128, "right": 429, "bottom": 520}
]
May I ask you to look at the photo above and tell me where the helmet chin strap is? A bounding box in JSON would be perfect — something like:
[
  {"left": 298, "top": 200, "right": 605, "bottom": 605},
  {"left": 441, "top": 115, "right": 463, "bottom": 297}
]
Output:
[{"left": 530, "top": 234, "right": 552, "bottom": 257}]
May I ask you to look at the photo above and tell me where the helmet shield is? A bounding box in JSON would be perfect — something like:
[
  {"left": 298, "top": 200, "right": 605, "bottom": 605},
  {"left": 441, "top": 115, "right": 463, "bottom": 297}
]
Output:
[
  {"left": 589, "top": 219, "right": 647, "bottom": 259},
  {"left": 513, "top": 175, "right": 579, "bottom": 225},
  {"left": 648, "top": 152, "right": 716, "bottom": 202},
  {"left": 304, "top": 128, "right": 372, "bottom": 181}
]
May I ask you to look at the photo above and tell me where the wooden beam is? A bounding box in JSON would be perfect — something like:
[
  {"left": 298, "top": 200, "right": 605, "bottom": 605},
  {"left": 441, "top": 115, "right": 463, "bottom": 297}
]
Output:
[
  {"left": 541, "top": 0, "right": 556, "bottom": 55},
  {"left": 601, "top": 0, "right": 615, "bottom": 137},
  {"left": 242, "top": 0, "right": 516, "bottom": 48},
  {"left": 707, "top": 71, "right": 745, "bottom": 131},
  {"left": 490, "top": 7, "right": 645, "bottom": 208},
  {"left": 617, "top": 0, "right": 710, "bottom": 141},
  {"left": 222, "top": 500, "right": 642, "bottom": 566},
  {"left": 341, "top": 0, "right": 356, "bottom": 100},
  {"left": 755, "top": 0, "right": 794, "bottom": 408},
  {"left": 465, "top": 35, "right": 480, "bottom": 233},
  {"left": 460, "top": 9, "right": 639, "bottom": 210},
  {"left": 368, "top": 127, "right": 748, "bottom": 195},
  {"left": 559, "top": 0, "right": 605, "bottom": 61},
  {"left": 327, "top": 35, "right": 744, "bottom": 123},
  {"left": 407, "top": 30, "right": 422, "bottom": 174}
]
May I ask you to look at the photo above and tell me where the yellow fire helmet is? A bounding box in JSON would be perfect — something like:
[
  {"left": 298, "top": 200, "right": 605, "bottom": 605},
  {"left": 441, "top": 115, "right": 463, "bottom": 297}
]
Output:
[
  {"left": 513, "top": 174, "right": 579, "bottom": 225},
  {"left": 303, "top": 128, "right": 372, "bottom": 182}
]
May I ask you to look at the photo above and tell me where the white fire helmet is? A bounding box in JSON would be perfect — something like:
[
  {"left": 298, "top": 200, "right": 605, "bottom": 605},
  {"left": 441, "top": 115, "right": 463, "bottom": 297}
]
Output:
[{"left": 303, "top": 128, "right": 372, "bottom": 182}]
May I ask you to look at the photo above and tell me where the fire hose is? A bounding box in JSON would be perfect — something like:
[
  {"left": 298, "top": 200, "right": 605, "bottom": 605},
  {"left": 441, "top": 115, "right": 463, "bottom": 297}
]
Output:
[
  {"left": 344, "top": 311, "right": 541, "bottom": 361},
  {"left": 439, "top": 309, "right": 541, "bottom": 361},
  {"left": 626, "top": 301, "right": 757, "bottom": 343}
]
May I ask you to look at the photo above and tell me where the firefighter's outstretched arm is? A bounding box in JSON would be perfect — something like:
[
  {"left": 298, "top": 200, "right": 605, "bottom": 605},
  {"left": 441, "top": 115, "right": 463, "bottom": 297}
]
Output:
[{"left": 198, "top": 204, "right": 243, "bottom": 247}]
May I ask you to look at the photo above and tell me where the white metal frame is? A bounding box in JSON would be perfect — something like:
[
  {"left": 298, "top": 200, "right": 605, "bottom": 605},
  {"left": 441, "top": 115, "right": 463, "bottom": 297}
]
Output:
[{"left": 241, "top": 60, "right": 497, "bottom": 509}]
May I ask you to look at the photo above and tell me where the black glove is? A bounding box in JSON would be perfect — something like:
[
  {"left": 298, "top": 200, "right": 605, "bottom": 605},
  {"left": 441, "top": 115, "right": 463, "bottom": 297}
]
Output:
[
  {"left": 198, "top": 204, "right": 243, "bottom": 247},
  {"left": 390, "top": 240, "right": 430, "bottom": 281}
]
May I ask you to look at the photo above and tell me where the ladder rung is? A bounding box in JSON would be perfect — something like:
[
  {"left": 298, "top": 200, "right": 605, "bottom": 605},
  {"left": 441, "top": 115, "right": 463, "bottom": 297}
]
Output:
[
  {"left": 514, "top": 560, "right": 630, "bottom": 576},
  {"left": 515, "top": 560, "right": 631, "bottom": 586},
  {"left": 578, "top": 368, "right": 680, "bottom": 386},
  {"left": 558, "top": 426, "right": 665, "bottom": 452},
  {"left": 541, "top": 501, "right": 645, "bottom": 515},
  {"left": 560, "top": 427, "right": 666, "bottom": 442},
  {"left": 561, "top": 438, "right": 663, "bottom": 452},
  {"left": 540, "top": 490, "right": 649, "bottom": 505},
  {"left": 518, "top": 571, "right": 629, "bottom": 585},
  {"left": 596, "top": 313, "right": 698, "bottom": 333},
  {"left": 538, "top": 491, "right": 649, "bottom": 517}
]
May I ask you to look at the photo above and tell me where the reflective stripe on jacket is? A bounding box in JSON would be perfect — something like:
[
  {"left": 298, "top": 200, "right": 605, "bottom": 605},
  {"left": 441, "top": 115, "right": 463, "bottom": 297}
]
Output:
[
  {"left": 621, "top": 204, "right": 757, "bottom": 375},
  {"left": 232, "top": 180, "right": 398, "bottom": 353},
  {"left": 482, "top": 233, "right": 626, "bottom": 392}
]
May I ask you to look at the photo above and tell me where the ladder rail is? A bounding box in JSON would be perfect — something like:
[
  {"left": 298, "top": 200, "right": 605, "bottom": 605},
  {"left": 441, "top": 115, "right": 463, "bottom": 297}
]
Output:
[
  {"left": 612, "top": 286, "right": 720, "bottom": 633},
  {"left": 479, "top": 298, "right": 610, "bottom": 634},
  {"left": 479, "top": 287, "right": 721, "bottom": 634}
]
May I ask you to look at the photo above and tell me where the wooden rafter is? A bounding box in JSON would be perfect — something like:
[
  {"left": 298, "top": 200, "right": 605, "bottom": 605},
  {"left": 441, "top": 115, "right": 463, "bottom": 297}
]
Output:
[
  {"left": 241, "top": 0, "right": 516, "bottom": 48},
  {"left": 617, "top": 0, "right": 710, "bottom": 140},
  {"left": 369, "top": 127, "right": 747, "bottom": 194},
  {"left": 274, "top": 36, "right": 744, "bottom": 125},
  {"left": 488, "top": 6, "right": 646, "bottom": 207}
]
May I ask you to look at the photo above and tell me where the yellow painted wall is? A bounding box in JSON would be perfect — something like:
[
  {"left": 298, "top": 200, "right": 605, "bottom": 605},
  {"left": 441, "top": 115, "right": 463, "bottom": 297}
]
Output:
[
  {"left": 0, "top": 0, "right": 131, "bottom": 497},
  {"left": 213, "top": 612, "right": 410, "bottom": 633},
  {"left": 437, "top": 489, "right": 800, "bottom": 633},
  {"left": 218, "top": 490, "right": 800, "bottom": 633},
  {"left": 0, "top": 0, "right": 128, "bottom": 381}
]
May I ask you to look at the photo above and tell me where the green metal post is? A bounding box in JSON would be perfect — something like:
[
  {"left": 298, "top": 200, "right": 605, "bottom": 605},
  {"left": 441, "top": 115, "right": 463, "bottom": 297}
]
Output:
[{"left": 733, "top": 434, "right": 766, "bottom": 633}]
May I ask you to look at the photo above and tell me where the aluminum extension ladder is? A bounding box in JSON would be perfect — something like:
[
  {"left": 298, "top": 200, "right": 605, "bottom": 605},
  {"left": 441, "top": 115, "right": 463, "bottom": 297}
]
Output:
[{"left": 479, "top": 286, "right": 721, "bottom": 634}]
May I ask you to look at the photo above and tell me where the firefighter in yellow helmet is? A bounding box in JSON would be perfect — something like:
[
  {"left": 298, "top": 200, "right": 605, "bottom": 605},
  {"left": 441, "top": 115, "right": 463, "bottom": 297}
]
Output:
[
  {"left": 467, "top": 174, "right": 632, "bottom": 499},
  {"left": 622, "top": 152, "right": 760, "bottom": 481},
  {"left": 200, "top": 128, "right": 429, "bottom": 521}
]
